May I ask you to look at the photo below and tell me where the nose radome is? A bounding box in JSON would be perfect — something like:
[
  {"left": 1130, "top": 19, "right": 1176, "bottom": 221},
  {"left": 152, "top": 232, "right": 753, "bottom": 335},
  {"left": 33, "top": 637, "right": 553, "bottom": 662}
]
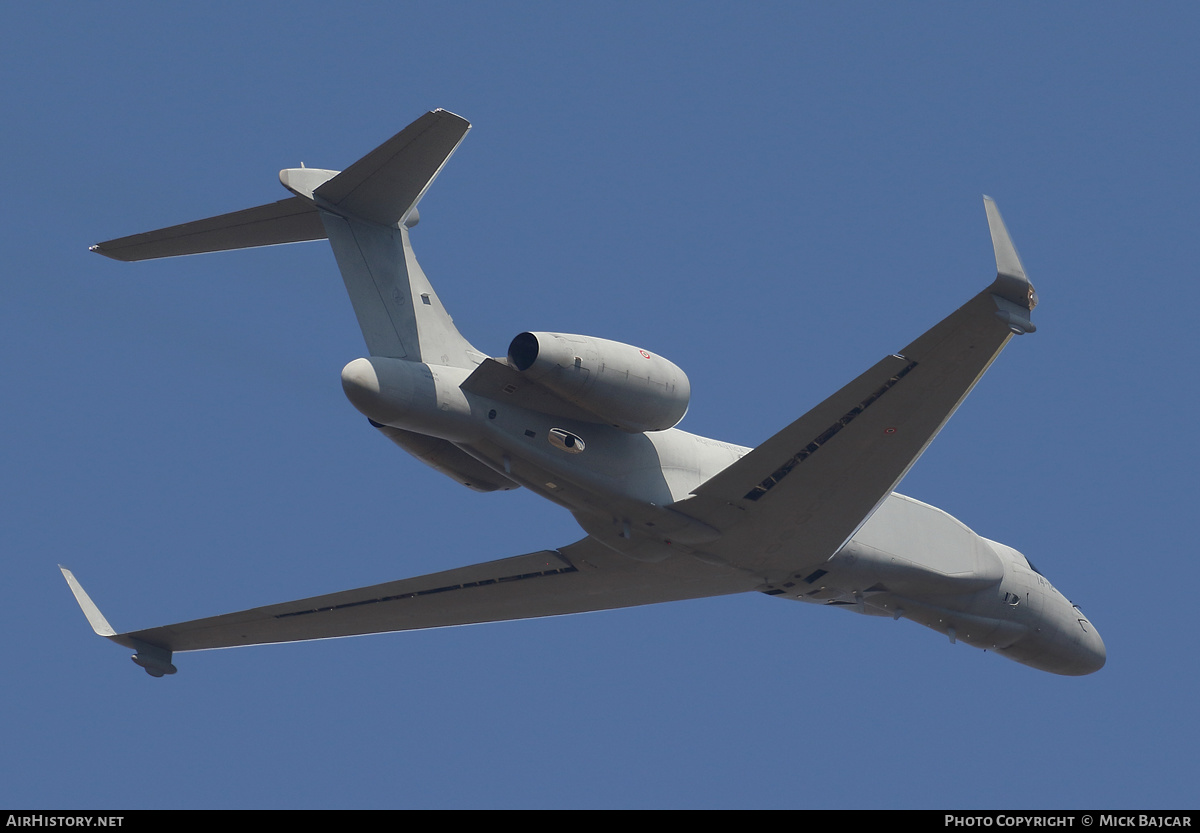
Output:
[
  {"left": 1052, "top": 613, "right": 1106, "bottom": 676},
  {"left": 1078, "top": 624, "right": 1107, "bottom": 675}
]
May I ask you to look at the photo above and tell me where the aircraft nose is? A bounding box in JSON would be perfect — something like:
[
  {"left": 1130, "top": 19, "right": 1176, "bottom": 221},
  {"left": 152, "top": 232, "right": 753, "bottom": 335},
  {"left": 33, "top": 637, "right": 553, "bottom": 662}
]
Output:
[
  {"left": 998, "top": 601, "right": 1107, "bottom": 676},
  {"left": 1076, "top": 622, "right": 1107, "bottom": 675},
  {"left": 1048, "top": 614, "right": 1106, "bottom": 676}
]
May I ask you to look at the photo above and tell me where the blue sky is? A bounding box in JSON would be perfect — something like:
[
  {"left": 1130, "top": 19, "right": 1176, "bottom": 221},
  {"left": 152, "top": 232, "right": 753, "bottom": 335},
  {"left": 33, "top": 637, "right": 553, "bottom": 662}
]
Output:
[{"left": 4, "top": 2, "right": 1197, "bottom": 809}]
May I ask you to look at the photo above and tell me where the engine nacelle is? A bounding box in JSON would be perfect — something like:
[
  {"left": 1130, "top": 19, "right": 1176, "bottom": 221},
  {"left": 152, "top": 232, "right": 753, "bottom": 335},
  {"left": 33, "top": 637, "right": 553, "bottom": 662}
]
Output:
[{"left": 507, "top": 332, "right": 690, "bottom": 432}]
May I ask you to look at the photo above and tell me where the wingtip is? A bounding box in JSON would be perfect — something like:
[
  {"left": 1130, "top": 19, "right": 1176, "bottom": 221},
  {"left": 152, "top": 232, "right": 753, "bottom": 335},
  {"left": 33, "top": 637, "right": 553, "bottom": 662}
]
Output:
[
  {"left": 431, "top": 107, "right": 471, "bottom": 129},
  {"left": 60, "top": 566, "right": 117, "bottom": 637},
  {"left": 982, "top": 197, "right": 1027, "bottom": 282},
  {"left": 981, "top": 197, "right": 1038, "bottom": 329},
  {"left": 89, "top": 242, "right": 130, "bottom": 261}
]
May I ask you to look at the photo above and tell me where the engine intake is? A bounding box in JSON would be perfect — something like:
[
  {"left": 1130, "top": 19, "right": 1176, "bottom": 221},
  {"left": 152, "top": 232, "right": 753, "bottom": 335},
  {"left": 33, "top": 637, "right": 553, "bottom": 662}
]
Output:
[{"left": 507, "top": 332, "right": 690, "bottom": 432}]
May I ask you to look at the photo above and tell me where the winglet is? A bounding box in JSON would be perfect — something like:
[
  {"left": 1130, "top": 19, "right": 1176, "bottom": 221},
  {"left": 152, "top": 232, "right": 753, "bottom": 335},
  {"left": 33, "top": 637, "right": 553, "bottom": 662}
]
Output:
[
  {"left": 983, "top": 197, "right": 1038, "bottom": 334},
  {"left": 59, "top": 567, "right": 177, "bottom": 677},
  {"left": 60, "top": 566, "right": 116, "bottom": 637},
  {"left": 984, "top": 196, "right": 1027, "bottom": 283}
]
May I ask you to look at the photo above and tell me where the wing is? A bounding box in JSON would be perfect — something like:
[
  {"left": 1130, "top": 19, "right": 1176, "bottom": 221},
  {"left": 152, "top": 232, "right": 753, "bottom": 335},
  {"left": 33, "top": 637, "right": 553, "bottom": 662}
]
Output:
[
  {"left": 672, "top": 197, "right": 1037, "bottom": 576},
  {"left": 62, "top": 537, "right": 761, "bottom": 675}
]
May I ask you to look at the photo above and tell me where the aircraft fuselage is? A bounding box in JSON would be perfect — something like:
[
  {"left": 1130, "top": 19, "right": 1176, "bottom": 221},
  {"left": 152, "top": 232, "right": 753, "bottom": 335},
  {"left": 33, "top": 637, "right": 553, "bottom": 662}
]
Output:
[{"left": 341, "top": 354, "right": 1105, "bottom": 676}]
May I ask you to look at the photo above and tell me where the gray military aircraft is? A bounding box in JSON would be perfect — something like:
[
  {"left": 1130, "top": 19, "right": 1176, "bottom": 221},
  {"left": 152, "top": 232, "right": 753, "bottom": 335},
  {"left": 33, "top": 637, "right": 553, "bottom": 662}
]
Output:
[{"left": 64, "top": 109, "right": 1105, "bottom": 677}]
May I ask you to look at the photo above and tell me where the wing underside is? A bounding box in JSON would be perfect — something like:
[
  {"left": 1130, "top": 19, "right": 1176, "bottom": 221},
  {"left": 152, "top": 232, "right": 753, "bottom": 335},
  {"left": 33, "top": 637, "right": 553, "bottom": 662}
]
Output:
[
  {"left": 673, "top": 201, "right": 1036, "bottom": 575},
  {"left": 675, "top": 290, "right": 1018, "bottom": 575},
  {"left": 64, "top": 538, "right": 760, "bottom": 672}
]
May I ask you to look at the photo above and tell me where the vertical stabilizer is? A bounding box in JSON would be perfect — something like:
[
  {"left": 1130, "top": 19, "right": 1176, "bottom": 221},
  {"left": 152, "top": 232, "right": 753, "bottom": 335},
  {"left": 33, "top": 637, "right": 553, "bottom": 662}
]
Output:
[
  {"left": 321, "top": 215, "right": 481, "bottom": 366},
  {"left": 311, "top": 109, "right": 481, "bottom": 366}
]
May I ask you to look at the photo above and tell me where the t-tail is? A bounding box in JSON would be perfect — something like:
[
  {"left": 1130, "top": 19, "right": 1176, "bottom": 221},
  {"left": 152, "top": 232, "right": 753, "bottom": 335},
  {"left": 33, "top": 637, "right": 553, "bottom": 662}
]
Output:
[{"left": 91, "top": 109, "right": 482, "bottom": 370}]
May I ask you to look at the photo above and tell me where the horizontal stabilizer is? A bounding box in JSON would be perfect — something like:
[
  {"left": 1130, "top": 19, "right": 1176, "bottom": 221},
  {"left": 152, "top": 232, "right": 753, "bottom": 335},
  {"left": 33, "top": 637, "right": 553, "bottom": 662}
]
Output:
[
  {"left": 91, "top": 196, "right": 325, "bottom": 262},
  {"left": 314, "top": 109, "right": 470, "bottom": 227},
  {"left": 89, "top": 109, "right": 468, "bottom": 263}
]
